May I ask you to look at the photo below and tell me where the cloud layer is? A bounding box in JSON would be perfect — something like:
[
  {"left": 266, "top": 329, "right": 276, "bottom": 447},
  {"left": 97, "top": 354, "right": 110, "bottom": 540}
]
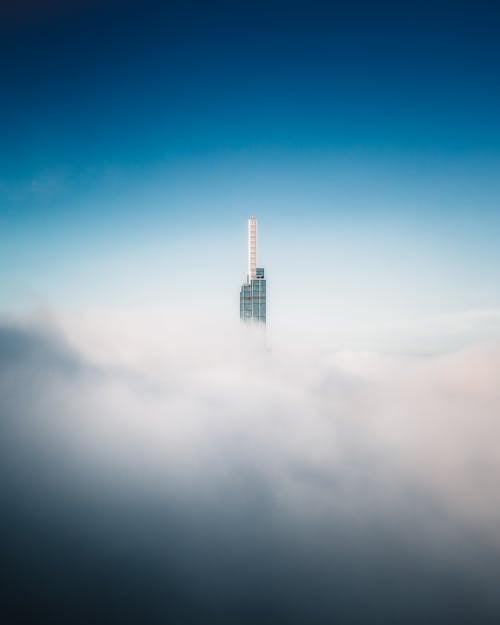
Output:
[{"left": 1, "top": 315, "right": 500, "bottom": 624}]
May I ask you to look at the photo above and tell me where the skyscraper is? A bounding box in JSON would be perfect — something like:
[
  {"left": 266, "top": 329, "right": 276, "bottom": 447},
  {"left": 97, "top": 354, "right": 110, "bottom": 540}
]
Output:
[{"left": 240, "top": 216, "right": 266, "bottom": 324}]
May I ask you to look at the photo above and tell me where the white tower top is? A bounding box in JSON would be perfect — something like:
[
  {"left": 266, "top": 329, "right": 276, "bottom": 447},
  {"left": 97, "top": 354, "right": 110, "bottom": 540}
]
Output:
[{"left": 248, "top": 216, "right": 257, "bottom": 282}]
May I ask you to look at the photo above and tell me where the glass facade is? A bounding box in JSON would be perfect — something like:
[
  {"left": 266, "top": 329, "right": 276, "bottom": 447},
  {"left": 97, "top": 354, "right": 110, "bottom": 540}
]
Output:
[{"left": 240, "top": 267, "right": 266, "bottom": 324}]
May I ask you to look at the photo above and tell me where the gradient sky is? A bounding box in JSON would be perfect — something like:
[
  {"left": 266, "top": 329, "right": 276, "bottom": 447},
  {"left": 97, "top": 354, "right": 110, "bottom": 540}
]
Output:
[{"left": 2, "top": 0, "right": 500, "bottom": 349}]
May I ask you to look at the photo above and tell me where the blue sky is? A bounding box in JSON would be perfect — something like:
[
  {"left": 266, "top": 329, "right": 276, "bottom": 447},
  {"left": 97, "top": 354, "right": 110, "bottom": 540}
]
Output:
[{"left": 1, "top": 0, "right": 500, "bottom": 348}]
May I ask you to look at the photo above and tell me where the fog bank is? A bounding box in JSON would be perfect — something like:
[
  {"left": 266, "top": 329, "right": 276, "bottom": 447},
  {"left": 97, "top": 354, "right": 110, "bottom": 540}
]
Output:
[{"left": 1, "top": 314, "right": 500, "bottom": 624}]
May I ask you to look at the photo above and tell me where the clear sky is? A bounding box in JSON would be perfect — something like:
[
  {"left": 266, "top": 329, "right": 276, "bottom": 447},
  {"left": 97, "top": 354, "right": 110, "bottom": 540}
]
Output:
[{"left": 2, "top": 0, "right": 500, "bottom": 350}]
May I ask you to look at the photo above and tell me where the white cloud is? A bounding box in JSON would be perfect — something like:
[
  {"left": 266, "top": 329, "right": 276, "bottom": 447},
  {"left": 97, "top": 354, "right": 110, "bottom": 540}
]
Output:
[
  {"left": 2, "top": 310, "right": 498, "bottom": 536},
  {"left": 2, "top": 311, "right": 500, "bottom": 622}
]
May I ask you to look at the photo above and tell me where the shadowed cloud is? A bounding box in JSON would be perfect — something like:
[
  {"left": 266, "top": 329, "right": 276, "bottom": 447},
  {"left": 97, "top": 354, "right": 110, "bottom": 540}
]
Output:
[{"left": 1, "top": 316, "right": 500, "bottom": 624}]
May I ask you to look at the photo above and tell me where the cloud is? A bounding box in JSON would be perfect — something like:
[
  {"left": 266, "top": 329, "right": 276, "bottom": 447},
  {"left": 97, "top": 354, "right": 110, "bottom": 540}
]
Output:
[{"left": 1, "top": 314, "right": 500, "bottom": 624}]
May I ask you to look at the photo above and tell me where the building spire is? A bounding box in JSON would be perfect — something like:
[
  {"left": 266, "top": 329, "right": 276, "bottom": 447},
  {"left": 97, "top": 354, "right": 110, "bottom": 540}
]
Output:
[
  {"left": 248, "top": 215, "right": 257, "bottom": 282},
  {"left": 240, "top": 216, "right": 266, "bottom": 325}
]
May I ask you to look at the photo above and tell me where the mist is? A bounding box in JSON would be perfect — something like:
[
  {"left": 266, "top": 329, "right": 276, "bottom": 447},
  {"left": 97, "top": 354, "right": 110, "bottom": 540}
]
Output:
[{"left": 1, "top": 312, "right": 500, "bottom": 624}]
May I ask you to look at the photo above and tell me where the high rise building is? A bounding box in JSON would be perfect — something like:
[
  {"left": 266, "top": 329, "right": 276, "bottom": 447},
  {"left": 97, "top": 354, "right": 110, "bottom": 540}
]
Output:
[{"left": 240, "top": 216, "right": 266, "bottom": 324}]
